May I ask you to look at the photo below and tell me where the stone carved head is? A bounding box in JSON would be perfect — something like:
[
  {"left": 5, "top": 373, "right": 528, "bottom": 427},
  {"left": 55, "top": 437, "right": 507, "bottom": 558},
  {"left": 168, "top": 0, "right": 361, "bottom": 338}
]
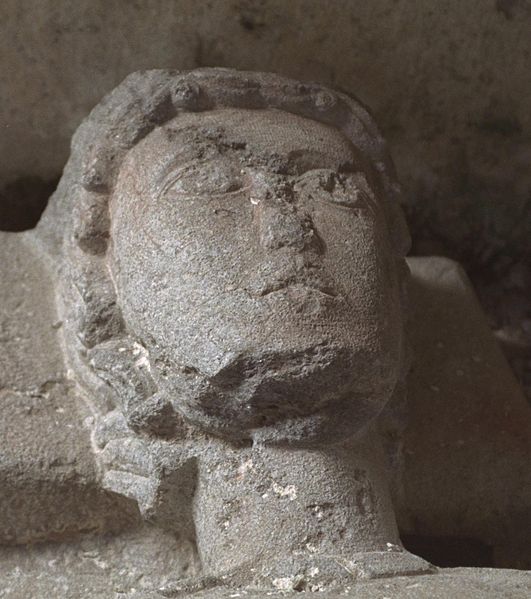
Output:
[{"left": 38, "top": 69, "right": 411, "bottom": 447}]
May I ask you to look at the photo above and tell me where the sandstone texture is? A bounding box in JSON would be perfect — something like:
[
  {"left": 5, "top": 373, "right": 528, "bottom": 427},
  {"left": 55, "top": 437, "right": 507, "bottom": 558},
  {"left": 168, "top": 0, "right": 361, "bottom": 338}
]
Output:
[
  {"left": 2, "top": 1, "right": 529, "bottom": 396},
  {"left": 31, "top": 67, "right": 422, "bottom": 591},
  {"left": 1, "top": 0, "right": 530, "bottom": 267},
  {"left": 0, "top": 525, "right": 197, "bottom": 599},
  {"left": 0, "top": 232, "right": 138, "bottom": 544},
  {"left": 0, "top": 548, "right": 529, "bottom": 599},
  {"left": 403, "top": 257, "right": 531, "bottom": 567},
  {"left": 0, "top": 65, "right": 529, "bottom": 598}
]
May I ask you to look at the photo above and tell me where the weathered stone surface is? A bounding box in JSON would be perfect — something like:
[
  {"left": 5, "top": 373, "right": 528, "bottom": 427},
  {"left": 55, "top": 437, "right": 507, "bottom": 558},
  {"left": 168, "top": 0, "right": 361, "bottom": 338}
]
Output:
[
  {"left": 0, "top": 553, "right": 529, "bottom": 599},
  {"left": 33, "top": 67, "right": 419, "bottom": 590},
  {"left": 188, "top": 569, "right": 531, "bottom": 599},
  {"left": 1, "top": 0, "right": 531, "bottom": 265},
  {"left": 0, "top": 232, "right": 137, "bottom": 544},
  {"left": 401, "top": 256, "right": 531, "bottom": 566},
  {"left": 1, "top": 68, "right": 530, "bottom": 597},
  {"left": 0, "top": 525, "right": 197, "bottom": 598}
]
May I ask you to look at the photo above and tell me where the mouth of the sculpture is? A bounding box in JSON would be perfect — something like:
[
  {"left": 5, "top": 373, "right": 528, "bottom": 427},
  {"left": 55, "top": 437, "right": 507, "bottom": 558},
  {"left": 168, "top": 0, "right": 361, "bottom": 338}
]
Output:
[{"left": 259, "top": 282, "right": 339, "bottom": 300}]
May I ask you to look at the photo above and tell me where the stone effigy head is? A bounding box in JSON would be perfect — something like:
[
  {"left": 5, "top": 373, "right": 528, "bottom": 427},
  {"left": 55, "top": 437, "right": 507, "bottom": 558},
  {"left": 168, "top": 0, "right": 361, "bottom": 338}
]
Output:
[{"left": 38, "top": 69, "right": 411, "bottom": 447}]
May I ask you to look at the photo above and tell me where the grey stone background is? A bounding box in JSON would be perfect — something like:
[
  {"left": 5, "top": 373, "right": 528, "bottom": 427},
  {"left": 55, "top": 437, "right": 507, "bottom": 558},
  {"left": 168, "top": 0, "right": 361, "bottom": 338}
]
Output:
[{"left": 1, "top": 0, "right": 530, "bottom": 392}]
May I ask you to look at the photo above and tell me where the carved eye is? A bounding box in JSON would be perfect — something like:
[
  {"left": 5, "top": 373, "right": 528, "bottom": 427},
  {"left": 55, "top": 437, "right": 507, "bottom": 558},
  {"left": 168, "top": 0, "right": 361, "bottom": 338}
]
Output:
[
  {"left": 162, "top": 160, "right": 247, "bottom": 198},
  {"left": 295, "top": 169, "right": 375, "bottom": 209}
]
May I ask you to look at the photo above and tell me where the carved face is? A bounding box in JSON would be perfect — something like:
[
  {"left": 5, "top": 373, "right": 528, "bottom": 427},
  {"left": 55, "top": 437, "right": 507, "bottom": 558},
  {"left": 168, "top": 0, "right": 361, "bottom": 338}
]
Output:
[{"left": 110, "top": 108, "right": 404, "bottom": 445}]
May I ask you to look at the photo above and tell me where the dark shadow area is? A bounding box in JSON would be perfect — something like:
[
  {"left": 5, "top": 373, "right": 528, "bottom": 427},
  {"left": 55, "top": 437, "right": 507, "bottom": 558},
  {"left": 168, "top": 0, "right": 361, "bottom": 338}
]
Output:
[
  {"left": 402, "top": 534, "right": 494, "bottom": 568},
  {"left": 0, "top": 176, "right": 58, "bottom": 231}
]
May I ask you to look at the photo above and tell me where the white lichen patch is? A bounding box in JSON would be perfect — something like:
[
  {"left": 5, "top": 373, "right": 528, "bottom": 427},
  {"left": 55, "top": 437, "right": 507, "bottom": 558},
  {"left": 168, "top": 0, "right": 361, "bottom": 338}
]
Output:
[
  {"left": 132, "top": 342, "right": 151, "bottom": 371},
  {"left": 236, "top": 459, "right": 254, "bottom": 479},
  {"left": 272, "top": 577, "right": 291, "bottom": 591},
  {"left": 312, "top": 505, "right": 324, "bottom": 520},
  {"left": 272, "top": 482, "right": 297, "bottom": 500},
  {"left": 272, "top": 575, "right": 304, "bottom": 591}
]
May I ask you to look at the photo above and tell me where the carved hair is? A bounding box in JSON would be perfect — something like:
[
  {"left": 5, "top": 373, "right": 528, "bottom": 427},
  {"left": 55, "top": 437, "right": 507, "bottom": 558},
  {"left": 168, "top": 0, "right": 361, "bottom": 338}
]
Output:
[{"left": 37, "top": 68, "right": 411, "bottom": 436}]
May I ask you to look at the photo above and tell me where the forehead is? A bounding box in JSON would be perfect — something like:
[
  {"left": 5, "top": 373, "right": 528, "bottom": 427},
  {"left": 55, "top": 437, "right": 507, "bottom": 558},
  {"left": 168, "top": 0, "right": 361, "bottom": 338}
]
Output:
[
  {"left": 178, "top": 108, "right": 356, "bottom": 162},
  {"left": 123, "top": 108, "right": 362, "bottom": 181}
]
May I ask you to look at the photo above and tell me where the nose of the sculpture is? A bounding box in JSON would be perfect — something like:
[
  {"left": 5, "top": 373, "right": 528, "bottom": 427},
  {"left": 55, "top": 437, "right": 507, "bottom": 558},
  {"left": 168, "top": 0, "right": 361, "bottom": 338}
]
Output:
[
  {"left": 257, "top": 201, "right": 308, "bottom": 251},
  {"left": 249, "top": 171, "right": 318, "bottom": 253}
]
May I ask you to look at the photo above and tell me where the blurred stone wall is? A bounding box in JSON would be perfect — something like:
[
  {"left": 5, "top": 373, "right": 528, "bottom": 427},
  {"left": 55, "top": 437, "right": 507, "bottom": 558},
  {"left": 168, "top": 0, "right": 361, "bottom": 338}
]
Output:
[{"left": 1, "top": 0, "right": 530, "bottom": 268}]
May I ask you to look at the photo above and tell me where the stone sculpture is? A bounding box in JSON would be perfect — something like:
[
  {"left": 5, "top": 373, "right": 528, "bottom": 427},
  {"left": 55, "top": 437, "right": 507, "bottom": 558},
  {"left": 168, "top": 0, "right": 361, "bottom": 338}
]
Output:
[{"left": 1, "top": 68, "right": 530, "bottom": 597}]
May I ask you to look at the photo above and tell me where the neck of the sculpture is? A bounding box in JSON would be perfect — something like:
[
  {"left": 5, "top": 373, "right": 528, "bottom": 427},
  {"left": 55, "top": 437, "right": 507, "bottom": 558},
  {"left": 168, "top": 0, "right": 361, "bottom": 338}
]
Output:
[{"left": 193, "top": 425, "right": 401, "bottom": 584}]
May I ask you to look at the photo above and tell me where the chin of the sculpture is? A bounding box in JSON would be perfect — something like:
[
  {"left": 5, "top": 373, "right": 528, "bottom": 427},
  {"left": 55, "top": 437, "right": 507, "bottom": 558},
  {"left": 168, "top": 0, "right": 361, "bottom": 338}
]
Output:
[
  {"left": 249, "top": 391, "right": 390, "bottom": 446},
  {"left": 162, "top": 342, "right": 400, "bottom": 446}
]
